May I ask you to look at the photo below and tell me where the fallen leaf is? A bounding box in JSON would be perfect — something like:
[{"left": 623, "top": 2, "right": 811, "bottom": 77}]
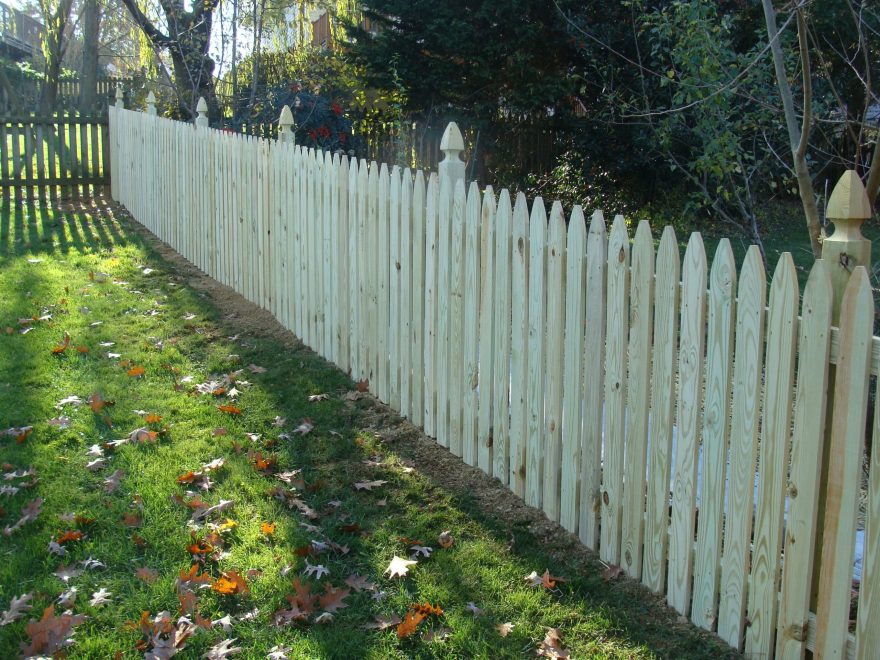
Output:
[
  {"left": 384, "top": 556, "right": 417, "bottom": 579},
  {"left": 344, "top": 574, "right": 375, "bottom": 593},
  {"left": 56, "top": 530, "right": 84, "bottom": 544},
  {"left": 292, "top": 419, "right": 314, "bottom": 435},
  {"left": 57, "top": 588, "right": 77, "bottom": 608},
  {"left": 465, "top": 601, "right": 484, "bottom": 616},
  {"left": 144, "top": 413, "right": 162, "bottom": 424},
  {"left": 103, "top": 469, "right": 124, "bottom": 493},
  {"left": 354, "top": 480, "right": 387, "bottom": 491},
  {"left": 127, "top": 365, "right": 145, "bottom": 377},
  {"left": 363, "top": 613, "right": 401, "bottom": 630},
  {"left": 51, "top": 333, "right": 71, "bottom": 354},
  {"left": 89, "top": 588, "right": 112, "bottom": 607},
  {"left": 438, "top": 531, "right": 454, "bottom": 548},
  {"left": 355, "top": 379, "right": 369, "bottom": 392},
  {"left": 308, "top": 393, "right": 329, "bottom": 402},
  {"left": 496, "top": 621, "right": 514, "bottom": 637},
  {"left": 212, "top": 571, "right": 249, "bottom": 596},
  {"left": 318, "top": 585, "right": 350, "bottom": 613},
  {"left": 303, "top": 561, "right": 329, "bottom": 580},
  {"left": 396, "top": 610, "right": 425, "bottom": 639},
  {"left": 48, "top": 416, "right": 71, "bottom": 429},
  {"left": 536, "top": 627, "right": 571, "bottom": 658},
  {"left": 1, "top": 593, "right": 32, "bottom": 626},
  {"left": 602, "top": 563, "right": 622, "bottom": 582},
  {"left": 525, "top": 569, "right": 566, "bottom": 590},
  {"left": 204, "top": 637, "right": 242, "bottom": 659},
  {"left": 247, "top": 364, "right": 267, "bottom": 373},
  {"left": 410, "top": 545, "right": 432, "bottom": 558},
  {"left": 53, "top": 564, "right": 82, "bottom": 582},
  {"left": 260, "top": 522, "right": 276, "bottom": 536},
  {"left": 217, "top": 404, "right": 241, "bottom": 415},
  {"left": 21, "top": 605, "right": 86, "bottom": 656},
  {"left": 136, "top": 567, "right": 158, "bottom": 584},
  {"left": 267, "top": 644, "right": 292, "bottom": 659}
]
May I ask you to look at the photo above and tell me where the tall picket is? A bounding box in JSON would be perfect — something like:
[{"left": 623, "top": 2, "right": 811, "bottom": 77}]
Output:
[
  {"left": 642, "top": 226, "right": 680, "bottom": 592},
  {"left": 509, "top": 192, "right": 530, "bottom": 494},
  {"left": 815, "top": 267, "right": 873, "bottom": 658},
  {"left": 410, "top": 171, "right": 427, "bottom": 427},
  {"left": 398, "top": 168, "right": 413, "bottom": 417},
  {"left": 668, "top": 233, "right": 707, "bottom": 614},
  {"left": 692, "top": 239, "right": 736, "bottom": 629},
  {"left": 477, "top": 188, "right": 497, "bottom": 476},
  {"left": 745, "top": 254, "right": 798, "bottom": 657},
  {"left": 621, "top": 220, "right": 654, "bottom": 579},
  {"left": 423, "top": 174, "right": 439, "bottom": 435},
  {"left": 560, "top": 206, "right": 587, "bottom": 534},
  {"left": 600, "top": 215, "right": 630, "bottom": 565},
  {"left": 492, "top": 190, "right": 513, "bottom": 486},
  {"left": 462, "top": 181, "right": 482, "bottom": 466},
  {"left": 435, "top": 175, "right": 452, "bottom": 447},
  {"left": 526, "top": 198, "right": 548, "bottom": 510},
  {"left": 389, "top": 166, "right": 402, "bottom": 410},
  {"left": 542, "top": 202, "right": 566, "bottom": 521},
  {"left": 718, "top": 246, "right": 766, "bottom": 649},
  {"left": 579, "top": 211, "right": 606, "bottom": 551},
  {"left": 448, "top": 179, "right": 467, "bottom": 456}
]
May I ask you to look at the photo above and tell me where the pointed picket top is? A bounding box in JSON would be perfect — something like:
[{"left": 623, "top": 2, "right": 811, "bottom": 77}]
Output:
[
  {"left": 827, "top": 170, "right": 872, "bottom": 221},
  {"left": 195, "top": 97, "right": 208, "bottom": 127},
  {"left": 588, "top": 209, "right": 606, "bottom": 241},
  {"left": 548, "top": 201, "right": 566, "bottom": 250},
  {"left": 115, "top": 84, "right": 124, "bottom": 108},
  {"left": 440, "top": 121, "right": 465, "bottom": 153},
  {"left": 279, "top": 105, "right": 295, "bottom": 143},
  {"left": 439, "top": 122, "right": 466, "bottom": 185},
  {"left": 146, "top": 90, "right": 157, "bottom": 116}
]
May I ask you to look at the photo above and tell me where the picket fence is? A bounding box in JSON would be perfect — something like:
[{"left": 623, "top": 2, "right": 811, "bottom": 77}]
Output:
[{"left": 108, "top": 105, "right": 879, "bottom": 660}]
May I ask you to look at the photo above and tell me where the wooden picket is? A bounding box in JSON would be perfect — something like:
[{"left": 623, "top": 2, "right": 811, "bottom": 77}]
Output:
[
  {"left": 110, "top": 107, "right": 878, "bottom": 660},
  {"left": 642, "top": 226, "right": 680, "bottom": 593}
]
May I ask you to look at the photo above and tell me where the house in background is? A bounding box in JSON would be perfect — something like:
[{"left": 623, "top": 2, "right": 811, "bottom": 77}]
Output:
[{"left": 0, "top": 1, "right": 41, "bottom": 63}]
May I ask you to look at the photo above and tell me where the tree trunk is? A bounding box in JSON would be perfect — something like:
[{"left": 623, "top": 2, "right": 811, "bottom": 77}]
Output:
[
  {"left": 39, "top": 0, "right": 74, "bottom": 114},
  {"left": 79, "top": 0, "right": 100, "bottom": 112}
]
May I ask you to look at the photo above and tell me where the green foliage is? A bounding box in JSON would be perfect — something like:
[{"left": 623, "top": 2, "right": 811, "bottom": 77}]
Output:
[{"left": 344, "top": 0, "right": 578, "bottom": 120}]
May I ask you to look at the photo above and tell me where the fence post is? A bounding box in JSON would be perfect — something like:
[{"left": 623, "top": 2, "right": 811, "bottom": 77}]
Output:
[
  {"left": 812, "top": 169, "right": 873, "bottom": 614},
  {"left": 278, "top": 104, "right": 295, "bottom": 144},
  {"left": 115, "top": 84, "right": 124, "bottom": 109},
  {"left": 146, "top": 91, "right": 157, "bottom": 116},
  {"left": 195, "top": 97, "right": 209, "bottom": 127},
  {"left": 438, "top": 121, "right": 465, "bottom": 185}
]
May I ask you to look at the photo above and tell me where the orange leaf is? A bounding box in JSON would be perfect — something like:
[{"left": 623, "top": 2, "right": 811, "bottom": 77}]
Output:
[
  {"left": 217, "top": 404, "right": 241, "bottom": 414},
  {"left": 176, "top": 471, "right": 196, "bottom": 484},
  {"left": 144, "top": 413, "right": 162, "bottom": 424},
  {"left": 355, "top": 378, "right": 369, "bottom": 392},
  {"left": 51, "top": 334, "right": 71, "bottom": 354},
  {"left": 211, "top": 387, "right": 227, "bottom": 397},
  {"left": 212, "top": 571, "right": 249, "bottom": 595},
  {"left": 75, "top": 345, "right": 89, "bottom": 353},
  {"left": 396, "top": 610, "right": 425, "bottom": 639},
  {"left": 122, "top": 512, "right": 142, "bottom": 527},
  {"left": 88, "top": 392, "right": 114, "bottom": 413},
  {"left": 15, "top": 426, "right": 33, "bottom": 444},
  {"left": 56, "top": 530, "right": 84, "bottom": 544},
  {"left": 131, "top": 533, "right": 147, "bottom": 546},
  {"left": 411, "top": 602, "right": 444, "bottom": 617},
  {"left": 127, "top": 365, "right": 145, "bottom": 377},
  {"left": 260, "top": 521, "right": 276, "bottom": 536},
  {"left": 74, "top": 514, "right": 95, "bottom": 526}
]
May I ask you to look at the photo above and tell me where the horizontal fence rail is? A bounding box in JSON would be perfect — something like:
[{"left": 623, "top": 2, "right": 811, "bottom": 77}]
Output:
[
  {"left": 109, "top": 105, "right": 879, "bottom": 660},
  {"left": 1, "top": 112, "right": 110, "bottom": 197}
]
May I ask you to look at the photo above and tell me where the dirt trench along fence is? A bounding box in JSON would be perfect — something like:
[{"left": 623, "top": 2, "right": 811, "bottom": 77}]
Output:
[{"left": 109, "top": 102, "right": 879, "bottom": 660}]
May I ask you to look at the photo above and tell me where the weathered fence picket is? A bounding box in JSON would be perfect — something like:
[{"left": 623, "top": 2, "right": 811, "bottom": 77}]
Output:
[{"left": 110, "top": 106, "right": 878, "bottom": 660}]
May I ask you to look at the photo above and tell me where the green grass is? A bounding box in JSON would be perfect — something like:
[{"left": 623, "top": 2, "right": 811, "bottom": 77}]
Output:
[{"left": 0, "top": 196, "right": 739, "bottom": 659}]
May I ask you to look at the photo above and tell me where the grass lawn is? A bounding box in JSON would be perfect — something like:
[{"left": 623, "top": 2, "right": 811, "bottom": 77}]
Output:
[{"left": 0, "top": 195, "right": 740, "bottom": 659}]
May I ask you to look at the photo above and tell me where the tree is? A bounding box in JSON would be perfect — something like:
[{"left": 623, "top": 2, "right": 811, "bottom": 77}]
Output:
[
  {"left": 345, "top": 0, "right": 578, "bottom": 120},
  {"left": 79, "top": 0, "right": 100, "bottom": 111},
  {"left": 118, "top": 0, "right": 221, "bottom": 120},
  {"left": 761, "top": 0, "right": 879, "bottom": 237},
  {"left": 38, "top": 0, "right": 75, "bottom": 114}
]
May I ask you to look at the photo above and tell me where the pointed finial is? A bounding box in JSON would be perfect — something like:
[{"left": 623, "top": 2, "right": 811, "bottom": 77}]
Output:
[
  {"left": 439, "top": 121, "right": 466, "bottom": 185},
  {"left": 146, "top": 90, "right": 156, "bottom": 116},
  {"left": 115, "top": 84, "right": 124, "bottom": 109},
  {"left": 278, "top": 104, "right": 295, "bottom": 144},
  {"left": 826, "top": 170, "right": 872, "bottom": 221},
  {"left": 195, "top": 96, "right": 209, "bottom": 127},
  {"left": 821, "top": 169, "right": 873, "bottom": 323}
]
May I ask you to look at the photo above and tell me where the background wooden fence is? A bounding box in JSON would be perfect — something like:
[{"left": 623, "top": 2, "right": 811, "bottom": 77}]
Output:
[
  {"left": 109, "top": 105, "right": 879, "bottom": 660},
  {"left": 0, "top": 112, "right": 110, "bottom": 197}
]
